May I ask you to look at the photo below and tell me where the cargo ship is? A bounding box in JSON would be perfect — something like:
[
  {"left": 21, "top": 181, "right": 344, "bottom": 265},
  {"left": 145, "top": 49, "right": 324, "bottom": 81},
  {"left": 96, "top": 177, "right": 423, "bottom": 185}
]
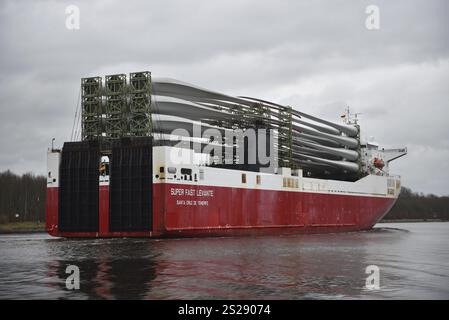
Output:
[{"left": 46, "top": 72, "right": 406, "bottom": 238}]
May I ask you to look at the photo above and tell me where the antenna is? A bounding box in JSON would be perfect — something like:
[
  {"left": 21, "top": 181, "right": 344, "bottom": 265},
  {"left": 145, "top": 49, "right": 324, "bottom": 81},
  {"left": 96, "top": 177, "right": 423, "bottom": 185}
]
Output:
[
  {"left": 344, "top": 106, "right": 362, "bottom": 125},
  {"left": 353, "top": 111, "right": 362, "bottom": 125}
]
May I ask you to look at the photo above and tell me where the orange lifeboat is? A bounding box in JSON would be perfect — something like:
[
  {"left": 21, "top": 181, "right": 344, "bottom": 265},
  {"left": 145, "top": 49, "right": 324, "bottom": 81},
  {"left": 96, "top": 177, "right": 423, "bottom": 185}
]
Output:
[{"left": 373, "top": 157, "right": 385, "bottom": 170}]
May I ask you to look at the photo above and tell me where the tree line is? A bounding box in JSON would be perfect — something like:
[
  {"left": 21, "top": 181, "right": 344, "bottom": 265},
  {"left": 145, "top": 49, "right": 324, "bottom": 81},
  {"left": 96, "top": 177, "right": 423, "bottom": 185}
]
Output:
[
  {"left": 0, "top": 170, "right": 46, "bottom": 224},
  {"left": 384, "top": 187, "right": 449, "bottom": 220},
  {"left": 0, "top": 170, "right": 447, "bottom": 223}
]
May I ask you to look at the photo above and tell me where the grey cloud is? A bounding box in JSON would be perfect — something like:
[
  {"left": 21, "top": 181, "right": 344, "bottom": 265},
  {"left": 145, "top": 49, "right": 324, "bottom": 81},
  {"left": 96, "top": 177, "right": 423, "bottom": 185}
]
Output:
[{"left": 0, "top": 0, "right": 448, "bottom": 195}]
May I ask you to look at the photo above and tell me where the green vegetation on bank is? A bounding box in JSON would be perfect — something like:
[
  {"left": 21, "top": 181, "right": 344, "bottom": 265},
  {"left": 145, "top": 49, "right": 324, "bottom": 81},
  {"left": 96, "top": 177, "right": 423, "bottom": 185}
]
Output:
[
  {"left": 0, "top": 170, "right": 46, "bottom": 225},
  {"left": 0, "top": 221, "right": 45, "bottom": 233},
  {"left": 383, "top": 187, "right": 449, "bottom": 221}
]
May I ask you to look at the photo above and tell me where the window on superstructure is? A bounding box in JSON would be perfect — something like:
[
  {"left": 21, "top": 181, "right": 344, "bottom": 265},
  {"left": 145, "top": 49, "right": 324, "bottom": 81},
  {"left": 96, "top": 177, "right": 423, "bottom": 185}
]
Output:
[
  {"left": 283, "top": 177, "right": 287, "bottom": 187},
  {"left": 256, "top": 175, "right": 261, "bottom": 185},
  {"left": 199, "top": 169, "right": 205, "bottom": 180},
  {"left": 242, "top": 173, "right": 247, "bottom": 184},
  {"left": 159, "top": 167, "right": 165, "bottom": 173},
  {"left": 181, "top": 168, "right": 192, "bottom": 175},
  {"left": 168, "top": 167, "right": 177, "bottom": 174}
]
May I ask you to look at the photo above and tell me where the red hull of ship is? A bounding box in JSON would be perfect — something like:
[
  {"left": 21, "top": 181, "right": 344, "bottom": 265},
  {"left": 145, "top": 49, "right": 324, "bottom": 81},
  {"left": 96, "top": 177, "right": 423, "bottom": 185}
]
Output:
[{"left": 46, "top": 183, "right": 396, "bottom": 238}]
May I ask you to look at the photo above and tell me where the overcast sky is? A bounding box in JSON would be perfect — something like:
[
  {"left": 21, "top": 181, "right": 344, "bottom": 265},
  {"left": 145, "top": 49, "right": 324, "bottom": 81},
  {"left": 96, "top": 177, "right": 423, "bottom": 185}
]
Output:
[{"left": 0, "top": 0, "right": 448, "bottom": 195}]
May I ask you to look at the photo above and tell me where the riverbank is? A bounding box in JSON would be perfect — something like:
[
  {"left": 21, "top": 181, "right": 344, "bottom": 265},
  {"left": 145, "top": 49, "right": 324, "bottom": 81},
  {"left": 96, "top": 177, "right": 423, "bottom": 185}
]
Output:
[
  {"left": 380, "top": 218, "right": 447, "bottom": 223},
  {"left": 0, "top": 219, "right": 447, "bottom": 235},
  {"left": 0, "top": 222, "right": 45, "bottom": 234}
]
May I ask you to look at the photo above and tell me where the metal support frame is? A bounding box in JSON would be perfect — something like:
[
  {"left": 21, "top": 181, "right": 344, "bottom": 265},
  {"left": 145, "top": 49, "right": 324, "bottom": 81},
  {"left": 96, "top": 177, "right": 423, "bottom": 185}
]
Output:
[
  {"left": 81, "top": 77, "right": 102, "bottom": 141},
  {"left": 129, "top": 71, "right": 152, "bottom": 137},
  {"left": 81, "top": 72, "right": 152, "bottom": 152},
  {"left": 105, "top": 74, "right": 127, "bottom": 141},
  {"left": 278, "top": 106, "right": 293, "bottom": 168}
]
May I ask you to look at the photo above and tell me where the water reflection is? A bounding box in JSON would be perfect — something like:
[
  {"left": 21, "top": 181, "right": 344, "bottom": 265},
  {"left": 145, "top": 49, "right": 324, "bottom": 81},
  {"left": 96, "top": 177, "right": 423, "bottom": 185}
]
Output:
[
  {"left": 48, "top": 258, "right": 157, "bottom": 299},
  {"left": 43, "top": 229, "right": 407, "bottom": 299},
  {"left": 45, "top": 240, "right": 161, "bottom": 299},
  {"left": 1, "top": 223, "right": 448, "bottom": 299}
]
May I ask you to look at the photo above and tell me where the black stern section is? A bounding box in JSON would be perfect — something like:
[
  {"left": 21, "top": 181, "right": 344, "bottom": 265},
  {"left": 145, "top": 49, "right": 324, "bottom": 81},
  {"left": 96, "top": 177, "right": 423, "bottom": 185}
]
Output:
[
  {"left": 59, "top": 141, "right": 100, "bottom": 232},
  {"left": 109, "top": 137, "right": 153, "bottom": 232}
]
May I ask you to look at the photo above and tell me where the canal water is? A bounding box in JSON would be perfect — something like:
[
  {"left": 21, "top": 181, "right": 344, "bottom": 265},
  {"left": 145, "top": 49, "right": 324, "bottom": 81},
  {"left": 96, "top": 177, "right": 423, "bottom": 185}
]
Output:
[{"left": 0, "top": 222, "right": 448, "bottom": 299}]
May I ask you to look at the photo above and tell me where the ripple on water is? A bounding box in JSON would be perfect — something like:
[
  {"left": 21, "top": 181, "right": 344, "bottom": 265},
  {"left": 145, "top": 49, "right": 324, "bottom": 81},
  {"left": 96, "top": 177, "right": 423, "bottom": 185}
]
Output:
[{"left": 0, "top": 222, "right": 448, "bottom": 299}]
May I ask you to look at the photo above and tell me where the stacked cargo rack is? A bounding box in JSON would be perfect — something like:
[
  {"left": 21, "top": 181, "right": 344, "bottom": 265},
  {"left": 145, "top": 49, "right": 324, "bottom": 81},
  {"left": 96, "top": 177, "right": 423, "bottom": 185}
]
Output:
[{"left": 80, "top": 73, "right": 363, "bottom": 180}]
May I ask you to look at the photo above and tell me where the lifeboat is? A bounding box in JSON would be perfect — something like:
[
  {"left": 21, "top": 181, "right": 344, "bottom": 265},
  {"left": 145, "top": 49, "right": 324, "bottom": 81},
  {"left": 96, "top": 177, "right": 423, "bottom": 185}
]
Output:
[{"left": 373, "top": 157, "right": 385, "bottom": 170}]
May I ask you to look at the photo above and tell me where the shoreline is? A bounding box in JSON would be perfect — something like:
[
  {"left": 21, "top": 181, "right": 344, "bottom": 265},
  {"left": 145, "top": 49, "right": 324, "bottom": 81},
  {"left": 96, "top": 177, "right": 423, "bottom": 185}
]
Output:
[
  {"left": 1, "top": 220, "right": 448, "bottom": 235},
  {"left": 0, "top": 222, "right": 46, "bottom": 234},
  {"left": 0, "top": 230, "right": 46, "bottom": 234},
  {"left": 379, "top": 218, "right": 447, "bottom": 223}
]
